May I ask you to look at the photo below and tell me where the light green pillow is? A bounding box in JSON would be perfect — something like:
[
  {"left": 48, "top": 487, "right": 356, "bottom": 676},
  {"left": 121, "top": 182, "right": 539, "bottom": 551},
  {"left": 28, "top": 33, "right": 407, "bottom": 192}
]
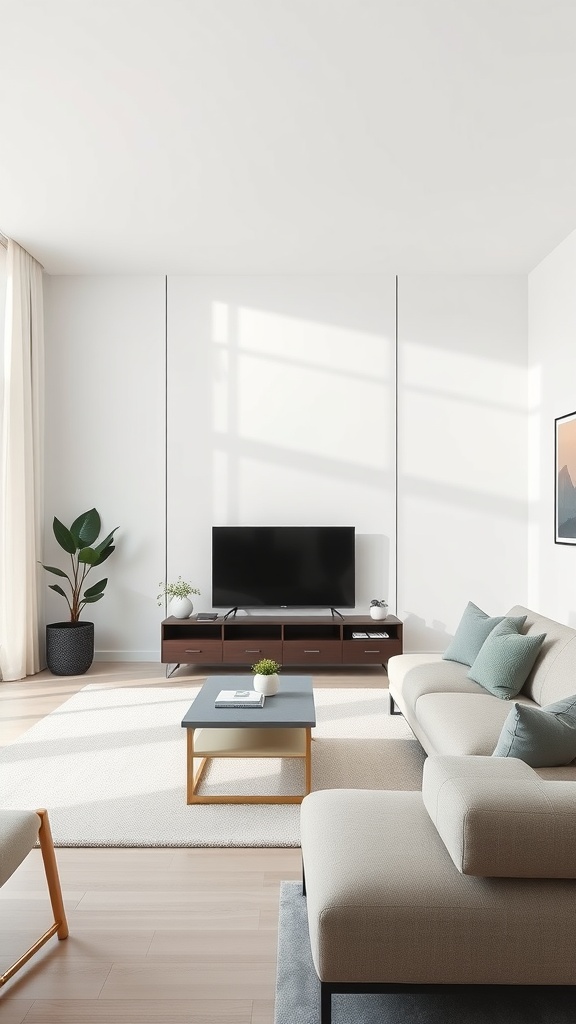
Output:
[
  {"left": 442, "top": 602, "right": 526, "bottom": 668},
  {"left": 467, "top": 619, "right": 546, "bottom": 699},
  {"left": 493, "top": 695, "right": 576, "bottom": 767}
]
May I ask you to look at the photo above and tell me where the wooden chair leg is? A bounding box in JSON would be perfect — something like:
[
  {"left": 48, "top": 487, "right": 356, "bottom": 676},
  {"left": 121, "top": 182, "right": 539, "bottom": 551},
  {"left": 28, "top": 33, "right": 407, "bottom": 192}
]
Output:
[
  {"left": 37, "top": 809, "right": 68, "bottom": 939},
  {"left": 0, "top": 809, "right": 68, "bottom": 988}
]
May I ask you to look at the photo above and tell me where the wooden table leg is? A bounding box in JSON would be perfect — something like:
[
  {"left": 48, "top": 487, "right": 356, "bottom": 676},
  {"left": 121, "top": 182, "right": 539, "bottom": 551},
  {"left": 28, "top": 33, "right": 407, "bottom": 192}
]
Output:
[
  {"left": 305, "top": 727, "right": 312, "bottom": 795},
  {"left": 186, "top": 728, "right": 195, "bottom": 803}
]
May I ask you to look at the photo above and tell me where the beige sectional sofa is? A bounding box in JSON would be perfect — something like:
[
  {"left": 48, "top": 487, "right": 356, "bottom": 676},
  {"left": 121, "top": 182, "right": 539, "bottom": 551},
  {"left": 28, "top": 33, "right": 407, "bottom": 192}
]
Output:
[
  {"left": 300, "top": 605, "right": 576, "bottom": 1024},
  {"left": 387, "top": 604, "right": 576, "bottom": 778}
]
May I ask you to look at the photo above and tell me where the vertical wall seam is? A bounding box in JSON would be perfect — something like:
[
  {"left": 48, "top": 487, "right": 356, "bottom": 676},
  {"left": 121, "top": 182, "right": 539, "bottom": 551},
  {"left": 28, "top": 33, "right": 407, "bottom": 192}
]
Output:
[
  {"left": 395, "top": 274, "right": 399, "bottom": 615},
  {"left": 164, "top": 275, "right": 168, "bottom": 610}
]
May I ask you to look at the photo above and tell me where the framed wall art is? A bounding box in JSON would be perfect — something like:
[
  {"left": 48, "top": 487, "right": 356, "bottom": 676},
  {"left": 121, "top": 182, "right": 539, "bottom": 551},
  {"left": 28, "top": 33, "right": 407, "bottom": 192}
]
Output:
[{"left": 555, "top": 410, "right": 576, "bottom": 544}]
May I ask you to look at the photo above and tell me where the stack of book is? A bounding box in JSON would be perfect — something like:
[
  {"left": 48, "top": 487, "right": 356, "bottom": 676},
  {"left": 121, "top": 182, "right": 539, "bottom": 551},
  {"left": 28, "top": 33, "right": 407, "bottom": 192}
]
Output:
[{"left": 215, "top": 689, "right": 266, "bottom": 708}]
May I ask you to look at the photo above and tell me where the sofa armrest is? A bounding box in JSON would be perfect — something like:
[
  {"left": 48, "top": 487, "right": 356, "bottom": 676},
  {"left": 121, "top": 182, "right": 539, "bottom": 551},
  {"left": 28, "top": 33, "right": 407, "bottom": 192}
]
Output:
[{"left": 422, "top": 755, "right": 576, "bottom": 878}]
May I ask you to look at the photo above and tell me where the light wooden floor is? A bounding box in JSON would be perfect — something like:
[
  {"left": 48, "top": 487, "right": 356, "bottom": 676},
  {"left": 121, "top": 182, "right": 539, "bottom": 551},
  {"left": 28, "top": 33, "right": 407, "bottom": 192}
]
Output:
[{"left": 0, "top": 661, "right": 387, "bottom": 1022}]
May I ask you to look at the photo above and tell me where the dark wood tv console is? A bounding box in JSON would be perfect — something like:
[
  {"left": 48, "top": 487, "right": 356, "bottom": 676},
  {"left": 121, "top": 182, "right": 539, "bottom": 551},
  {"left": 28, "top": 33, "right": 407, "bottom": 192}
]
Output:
[{"left": 161, "top": 614, "right": 403, "bottom": 670}]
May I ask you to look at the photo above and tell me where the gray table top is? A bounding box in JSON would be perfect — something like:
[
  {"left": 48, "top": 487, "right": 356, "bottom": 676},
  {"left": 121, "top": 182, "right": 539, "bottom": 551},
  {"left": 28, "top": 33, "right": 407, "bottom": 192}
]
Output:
[{"left": 181, "top": 675, "right": 316, "bottom": 729}]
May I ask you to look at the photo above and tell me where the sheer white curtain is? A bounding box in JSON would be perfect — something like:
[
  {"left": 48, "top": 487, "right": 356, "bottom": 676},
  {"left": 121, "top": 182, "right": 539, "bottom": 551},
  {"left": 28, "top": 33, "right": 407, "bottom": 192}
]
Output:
[{"left": 0, "top": 239, "right": 45, "bottom": 681}]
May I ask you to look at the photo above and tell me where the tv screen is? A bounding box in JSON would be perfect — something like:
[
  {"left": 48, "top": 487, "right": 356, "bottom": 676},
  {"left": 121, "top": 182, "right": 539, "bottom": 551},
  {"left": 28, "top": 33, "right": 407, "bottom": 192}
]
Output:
[{"left": 212, "top": 526, "right": 355, "bottom": 609}]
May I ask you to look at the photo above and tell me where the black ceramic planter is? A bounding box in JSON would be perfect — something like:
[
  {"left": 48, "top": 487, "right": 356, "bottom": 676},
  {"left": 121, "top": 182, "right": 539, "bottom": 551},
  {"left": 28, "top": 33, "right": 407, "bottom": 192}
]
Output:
[{"left": 46, "top": 621, "right": 95, "bottom": 675}]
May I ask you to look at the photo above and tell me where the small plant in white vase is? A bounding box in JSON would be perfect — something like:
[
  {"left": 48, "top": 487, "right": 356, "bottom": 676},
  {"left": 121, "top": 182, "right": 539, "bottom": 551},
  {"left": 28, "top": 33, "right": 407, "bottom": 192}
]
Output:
[
  {"left": 370, "top": 598, "right": 388, "bottom": 621},
  {"left": 158, "top": 578, "right": 200, "bottom": 619},
  {"left": 252, "top": 658, "right": 281, "bottom": 696}
]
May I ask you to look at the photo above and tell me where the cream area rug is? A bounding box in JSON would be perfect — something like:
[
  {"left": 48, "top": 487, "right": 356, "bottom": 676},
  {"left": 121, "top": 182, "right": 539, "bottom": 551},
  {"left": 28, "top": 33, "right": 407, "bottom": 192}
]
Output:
[{"left": 0, "top": 685, "right": 425, "bottom": 847}]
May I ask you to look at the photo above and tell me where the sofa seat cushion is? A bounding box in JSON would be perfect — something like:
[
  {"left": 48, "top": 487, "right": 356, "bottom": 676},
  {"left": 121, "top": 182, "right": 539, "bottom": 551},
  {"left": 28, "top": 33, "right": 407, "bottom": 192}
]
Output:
[
  {"left": 301, "top": 788, "right": 576, "bottom": 984},
  {"left": 423, "top": 755, "right": 576, "bottom": 878},
  {"left": 388, "top": 653, "right": 486, "bottom": 709},
  {"left": 414, "top": 691, "right": 535, "bottom": 756}
]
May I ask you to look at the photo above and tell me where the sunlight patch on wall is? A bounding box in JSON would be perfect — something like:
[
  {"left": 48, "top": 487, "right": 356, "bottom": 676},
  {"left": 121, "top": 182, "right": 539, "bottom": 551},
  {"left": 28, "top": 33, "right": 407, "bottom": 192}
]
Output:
[
  {"left": 237, "top": 353, "right": 386, "bottom": 468},
  {"left": 212, "top": 303, "right": 393, "bottom": 471},
  {"left": 403, "top": 340, "right": 527, "bottom": 410},
  {"left": 401, "top": 341, "right": 528, "bottom": 500},
  {"left": 237, "top": 306, "right": 388, "bottom": 376}
]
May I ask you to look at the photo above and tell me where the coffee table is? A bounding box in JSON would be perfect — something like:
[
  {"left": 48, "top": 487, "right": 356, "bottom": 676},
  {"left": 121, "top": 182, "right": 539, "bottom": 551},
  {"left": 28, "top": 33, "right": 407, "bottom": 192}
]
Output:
[{"left": 181, "top": 675, "right": 316, "bottom": 804}]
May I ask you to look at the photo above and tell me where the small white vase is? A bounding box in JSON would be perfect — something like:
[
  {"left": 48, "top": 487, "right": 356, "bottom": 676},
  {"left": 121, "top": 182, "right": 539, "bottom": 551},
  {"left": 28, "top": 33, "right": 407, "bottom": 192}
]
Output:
[
  {"left": 253, "top": 673, "right": 279, "bottom": 695},
  {"left": 169, "top": 596, "right": 194, "bottom": 619},
  {"left": 370, "top": 605, "right": 388, "bottom": 620}
]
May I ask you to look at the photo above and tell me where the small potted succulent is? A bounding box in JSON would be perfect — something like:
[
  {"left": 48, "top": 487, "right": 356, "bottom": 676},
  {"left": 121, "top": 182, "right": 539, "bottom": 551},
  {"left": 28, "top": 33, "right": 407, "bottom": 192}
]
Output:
[
  {"left": 252, "top": 657, "right": 281, "bottom": 695},
  {"left": 157, "top": 578, "right": 201, "bottom": 619},
  {"left": 370, "top": 598, "right": 388, "bottom": 621}
]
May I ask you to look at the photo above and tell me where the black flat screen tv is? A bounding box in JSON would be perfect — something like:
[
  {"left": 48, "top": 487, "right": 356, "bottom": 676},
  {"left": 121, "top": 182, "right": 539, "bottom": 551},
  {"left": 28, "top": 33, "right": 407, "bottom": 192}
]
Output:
[{"left": 212, "top": 526, "right": 355, "bottom": 609}]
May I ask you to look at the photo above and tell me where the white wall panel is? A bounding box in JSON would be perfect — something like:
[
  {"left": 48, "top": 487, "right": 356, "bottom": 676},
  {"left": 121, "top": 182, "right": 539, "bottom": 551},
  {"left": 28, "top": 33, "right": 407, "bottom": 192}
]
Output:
[
  {"left": 42, "top": 271, "right": 530, "bottom": 661},
  {"left": 529, "top": 229, "right": 576, "bottom": 628},
  {"left": 43, "top": 276, "right": 165, "bottom": 658},
  {"left": 397, "top": 276, "right": 528, "bottom": 651},
  {"left": 167, "top": 276, "right": 397, "bottom": 614}
]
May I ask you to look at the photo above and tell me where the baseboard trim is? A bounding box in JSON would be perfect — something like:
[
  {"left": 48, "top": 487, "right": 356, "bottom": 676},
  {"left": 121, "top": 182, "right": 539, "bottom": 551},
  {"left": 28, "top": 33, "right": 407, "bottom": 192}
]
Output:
[{"left": 94, "top": 651, "right": 159, "bottom": 662}]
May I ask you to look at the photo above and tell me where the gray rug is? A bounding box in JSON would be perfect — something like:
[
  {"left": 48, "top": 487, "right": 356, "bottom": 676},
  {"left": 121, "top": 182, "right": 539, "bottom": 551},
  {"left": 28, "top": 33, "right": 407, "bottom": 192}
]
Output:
[{"left": 275, "top": 881, "right": 575, "bottom": 1023}]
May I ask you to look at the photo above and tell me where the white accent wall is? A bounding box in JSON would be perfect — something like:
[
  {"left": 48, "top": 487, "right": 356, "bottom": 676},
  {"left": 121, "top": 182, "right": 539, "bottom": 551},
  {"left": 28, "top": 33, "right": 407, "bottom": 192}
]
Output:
[
  {"left": 397, "top": 276, "right": 529, "bottom": 651},
  {"left": 43, "top": 276, "right": 166, "bottom": 659},
  {"left": 42, "top": 272, "right": 529, "bottom": 659},
  {"left": 167, "top": 276, "right": 397, "bottom": 615},
  {"left": 529, "top": 228, "right": 576, "bottom": 628}
]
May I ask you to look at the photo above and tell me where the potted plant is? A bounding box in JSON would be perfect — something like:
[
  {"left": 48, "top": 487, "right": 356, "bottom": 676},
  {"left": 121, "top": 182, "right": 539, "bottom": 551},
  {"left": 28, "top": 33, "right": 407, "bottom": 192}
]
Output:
[
  {"left": 370, "top": 598, "right": 388, "bottom": 621},
  {"left": 41, "top": 508, "right": 119, "bottom": 675},
  {"left": 252, "top": 657, "right": 281, "bottom": 695},
  {"left": 157, "top": 578, "right": 201, "bottom": 619}
]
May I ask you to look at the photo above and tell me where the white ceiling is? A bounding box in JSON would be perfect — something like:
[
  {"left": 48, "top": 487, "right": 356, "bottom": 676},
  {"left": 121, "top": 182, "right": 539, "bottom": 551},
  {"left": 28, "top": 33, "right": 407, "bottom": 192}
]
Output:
[{"left": 2, "top": 0, "right": 576, "bottom": 275}]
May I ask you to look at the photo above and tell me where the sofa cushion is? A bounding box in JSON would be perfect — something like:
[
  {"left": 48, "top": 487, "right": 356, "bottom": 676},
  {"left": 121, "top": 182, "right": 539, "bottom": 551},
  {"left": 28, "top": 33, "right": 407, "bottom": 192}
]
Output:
[
  {"left": 301, "top": 786, "right": 576, "bottom": 983},
  {"left": 467, "top": 618, "right": 546, "bottom": 699},
  {"left": 413, "top": 691, "right": 534, "bottom": 756},
  {"left": 493, "top": 695, "right": 576, "bottom": 767},
  {"left": 442, "top": 602, "right": 505, "bottom": 666},
  {"left": 387, "top": 653, "right": 486, "bottom": 710},
  {"left": 422, "top": 755, "right": 576, "bottom": 877}
]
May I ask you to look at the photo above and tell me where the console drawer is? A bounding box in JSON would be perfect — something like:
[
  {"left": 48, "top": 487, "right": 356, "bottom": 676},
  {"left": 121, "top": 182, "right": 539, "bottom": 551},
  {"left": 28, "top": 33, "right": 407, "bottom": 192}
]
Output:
[
  {"left": 342, "top": 639, "right": 402, "bottom": 664},
  {"left": 222, "top": 640, "right": 283, "bottom": 665},
  {"left": 162, "top": 639, "right": 223, "bottom": 664},
  {"left": 282, "top": 640, "right": 342, "bottom": 665}
]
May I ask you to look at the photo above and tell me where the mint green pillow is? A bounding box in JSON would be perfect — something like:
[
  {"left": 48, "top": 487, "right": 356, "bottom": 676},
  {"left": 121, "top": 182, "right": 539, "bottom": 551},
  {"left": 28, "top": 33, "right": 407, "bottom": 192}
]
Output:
[
  {"left": 467, "top": 619, "right": 546, "bottom": 699},
  {"left": 442, "top": 602, "right": 526, "bottom": 668},
  {"left": 493, "top": 695, "right": 576, "bottom": 767}
]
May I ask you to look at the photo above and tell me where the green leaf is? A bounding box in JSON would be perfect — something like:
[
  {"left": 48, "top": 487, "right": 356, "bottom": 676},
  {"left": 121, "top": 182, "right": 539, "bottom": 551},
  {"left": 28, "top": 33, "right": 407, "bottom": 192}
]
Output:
[
  {"left": 53, "top": 517, "right": 76, "bottom": 554},
  {"left": 70, "top": 508, "right": 101, "bottom": 548},
  {"left": 94, "top": 544, "right": 115, "bottom": 565},
  {"left": 93, "top": 528, "right": 119, "bottom": 559},
  {"left": 84, "top": 578, "right": 108, "bottom": 598},
  {"left": 49, "top": 584, "right": 67, "bottom": 598},
  {"left": 78, "top": 547, "right": 99, "bottom": 565},
  {"left": 41, "top": 564, "right": 69, "bottom": 578},
  {"left": 83, "top": 593, "right": 104, "bottom": 604}
]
